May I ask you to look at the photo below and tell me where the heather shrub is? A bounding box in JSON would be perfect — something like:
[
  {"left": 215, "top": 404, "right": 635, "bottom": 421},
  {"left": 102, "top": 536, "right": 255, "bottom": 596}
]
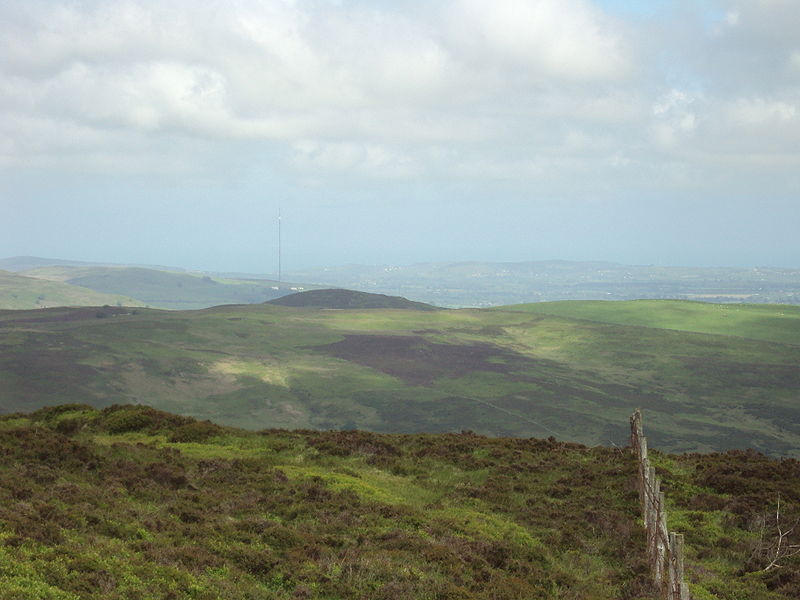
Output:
[
  {"left": 101, "top": 407, "right": 157, "bottom": 434},
  {"left": 167, "top": 421, "right": 221, "bottom": 443}
]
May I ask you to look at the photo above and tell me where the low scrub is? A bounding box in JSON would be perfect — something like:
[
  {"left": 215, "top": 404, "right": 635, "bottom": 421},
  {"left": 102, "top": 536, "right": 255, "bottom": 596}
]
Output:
[{"left": 0, "top": 406, "right": 797, "bottom": 599}]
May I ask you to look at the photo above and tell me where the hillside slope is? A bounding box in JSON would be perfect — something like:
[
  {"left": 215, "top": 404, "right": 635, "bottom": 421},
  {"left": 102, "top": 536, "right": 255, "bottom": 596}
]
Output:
[
  {"left": 503, "top": 300, "right": 800, "bottom": 346},
  {"left": 0, "top": 270, "right": 145, "bottom": 309},
  {"left": 1, "top": 301, "right": 798, "bottom": 456},
  {"left": 0, "top": 405, "right": 797, "bottom": 600}
]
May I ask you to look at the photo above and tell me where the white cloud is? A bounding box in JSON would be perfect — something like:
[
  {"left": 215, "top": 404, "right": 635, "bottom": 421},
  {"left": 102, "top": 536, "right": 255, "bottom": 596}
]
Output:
[
  {"left": 700, "top": 0, "right": 800, "bottom": 91},
  {"left": 290, "top": 140, "right": 419, "bottom": 178},
  {"left": 650, "top": 89, "right": 698, "bottom": 148},
  {"left": 728, "top": 98, "right": 797, "bottom": 126},
  {"left": 0, "top": 0, "right": 797, "bottom": 193},
  {"left": 0, "top": 0, "right": 642, "bottom": 179},
  {"left": 445, "top": 0, "right": 632, "bottom": 82},
  {"left": 789, "top": 51, "right": 800, "bottom": 73}
]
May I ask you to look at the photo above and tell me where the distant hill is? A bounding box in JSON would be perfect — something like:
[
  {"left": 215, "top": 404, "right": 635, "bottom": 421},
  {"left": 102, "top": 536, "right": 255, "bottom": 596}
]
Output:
[
  {"left": 286, "top": 260, "right": 800, "bottom": 307},
  {"left": 20, "top": 265, "right": 316, "bottom": 310},
  {"left": 267, "top": 288, "right": 439, "bottom": 310},
  {"left": 0, "top": 270, "right": 145, "bottom": 309},
  {"left": 0, "top": 255, "right": 105, "bottom": 272},
  {"left": 9, "top": 256, "right": 800, "bottom": 309},
  {"left": 0, "top": 255, "right": 187, "bottom": 273},
  {"left": 0, "top": 256, "right": 323, "bottom": 310}
]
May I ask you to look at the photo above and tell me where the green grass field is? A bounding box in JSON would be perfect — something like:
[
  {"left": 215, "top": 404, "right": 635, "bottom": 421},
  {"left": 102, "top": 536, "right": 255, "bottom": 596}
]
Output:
[
  {"left": 1, "top": 299, "right": 798, "bottom": 456},
  {"left": 502, "top": 300, "right": 800, "bottom": 345}
]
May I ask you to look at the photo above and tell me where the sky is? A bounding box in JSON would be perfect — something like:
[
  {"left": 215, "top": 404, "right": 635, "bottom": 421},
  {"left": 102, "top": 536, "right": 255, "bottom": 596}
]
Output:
[{"left": 1, "top": 0, "right": 799, "bottom": 274}]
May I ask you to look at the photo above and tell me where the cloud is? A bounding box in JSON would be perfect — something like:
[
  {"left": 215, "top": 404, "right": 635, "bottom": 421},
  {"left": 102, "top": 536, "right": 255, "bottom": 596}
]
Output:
[
  {"left": 728, "top": 98, "right": 797, "bottom": 127},
  {"left": 651, "top": 89, "right": 698, "bottom": 148},
  {"left": 444, "top": 0, "right": 633, "bottom": 82},
  {"left": 0, "top": 0, "right": 642, "bottom": 181},
  {"left": 290, "top": 140, "right": 420, "bottom": 179},
  {"left": 698, "top": 0, "right": 800, "bottom": 92},
  {"left": 0, "top": 0, "right": 797, "bottom": 195}
]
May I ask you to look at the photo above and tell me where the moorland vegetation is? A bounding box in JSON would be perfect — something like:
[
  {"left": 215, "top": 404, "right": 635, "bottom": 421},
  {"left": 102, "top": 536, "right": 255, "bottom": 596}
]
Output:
[
  {"left": 1, "top": 295, "right": 798, "bottom": 456},
  {"left": 0, "top": 405, "right": 798, "bottom": 599}
]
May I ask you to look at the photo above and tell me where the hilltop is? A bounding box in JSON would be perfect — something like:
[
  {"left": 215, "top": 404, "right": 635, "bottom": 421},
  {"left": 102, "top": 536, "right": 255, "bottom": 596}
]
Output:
[
  {"left": 267, "top": 288, "right": 439, "bottom": 310},
  {"left": 0, "top": 404, "right": 797, "bottom": 600},
  {"left": 0, "top": 256, "right": 112, "bottom": 272},
  {"left": 1, "top": 299, "right": 798, "bottom": 456}
]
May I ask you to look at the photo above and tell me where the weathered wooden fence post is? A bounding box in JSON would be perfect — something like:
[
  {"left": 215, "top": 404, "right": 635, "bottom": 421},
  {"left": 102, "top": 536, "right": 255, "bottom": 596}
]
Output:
[{"left": 630, "top": 410, "right": 690, "bottom": 600}]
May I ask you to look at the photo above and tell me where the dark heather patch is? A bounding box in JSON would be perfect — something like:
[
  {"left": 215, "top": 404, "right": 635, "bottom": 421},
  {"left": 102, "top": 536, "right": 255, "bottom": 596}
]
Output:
[
  {"left": 680, "top": 357, "right": 800, "bottom": 389},
  {"left": 316, "top": 335, "right": 538, "bottom": 385},
  {"left": 744, "top": 403, "right": 800, "bottom": 435},
  {"left": 318, "top": 334, "right": 675, "bottom": 416},
  {"left": 267, "top": 289, "right": 438, "bottom": 310},
  {"left": 2, "top": 349, "right": 99, "bottom": 396}
]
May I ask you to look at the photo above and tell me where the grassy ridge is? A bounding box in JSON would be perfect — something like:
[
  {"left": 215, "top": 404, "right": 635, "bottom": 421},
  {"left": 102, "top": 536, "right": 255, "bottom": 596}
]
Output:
[
  {"left": 1, "top": 300, "right": 799, "bottom": 456},
  {"left": 0, "top": 270, "right": 145, "bottom": 310},
  {"left": 0, "top": 405, "right": 797, "bottom": 600},
  {"left": 503, "top": 300, "right": 800, "bottom": 345}
]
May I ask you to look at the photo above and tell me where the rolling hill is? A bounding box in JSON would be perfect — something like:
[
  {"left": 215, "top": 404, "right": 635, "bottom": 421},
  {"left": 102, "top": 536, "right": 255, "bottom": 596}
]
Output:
[
  {"left": 19, "top": 265, "right": 316, "bottom": 310},
  {"left": 0, "top": 270, "right": 145, "bottom": 310},
  {"left": 503, "top": 300, "right": 800, "bottom": 346},
  {"left": 1, "top": 298, "right": 798, "bottom": 456},
  {"left": 0, "top": 255, "right": 110, "bottom": 272},
  {"left": 9, "top": 256, "right": 800, "bottom": 310}
]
